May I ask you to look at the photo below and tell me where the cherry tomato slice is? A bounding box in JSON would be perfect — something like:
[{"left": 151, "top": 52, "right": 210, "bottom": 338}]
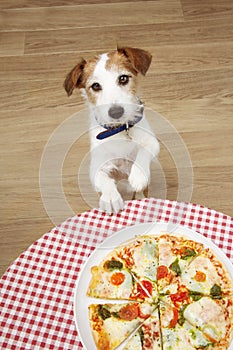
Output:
[
  {"left": 137, "top": 280, "right": 153, "bottom": 299},
  {"left": 157, "top": 265, "right": 168, "bottom": 280},
  {"left": 170, "top": 289, "right": 189, "bottom": 307},
  {"left": 118, "top": 304, "right": 139, "bottom": 321},
  {"left": 169, "top": 308, "right": 179, "bottom": 328}
]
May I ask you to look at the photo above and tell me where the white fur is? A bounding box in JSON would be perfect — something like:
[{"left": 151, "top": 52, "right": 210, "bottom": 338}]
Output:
[{"left": 82, "top": 53, "right": 160, "bottom": 214}]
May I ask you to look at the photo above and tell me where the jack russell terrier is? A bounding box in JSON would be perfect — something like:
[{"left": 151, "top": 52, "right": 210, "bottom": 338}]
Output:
[{"left": 64, "top": 47, "right": 159, "bottom": 214}]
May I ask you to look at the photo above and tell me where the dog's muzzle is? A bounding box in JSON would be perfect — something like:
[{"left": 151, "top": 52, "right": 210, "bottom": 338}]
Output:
[
  {"left": 95, "top": 100, "right": 144, "bottom": 128},
  {"left": 95, "top": 101, "right": 144, "bottom": 140}
]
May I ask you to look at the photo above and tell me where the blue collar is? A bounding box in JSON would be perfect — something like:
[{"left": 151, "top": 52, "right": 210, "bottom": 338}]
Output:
[{"left": 96, "top": 115, "right": 143, "bottom": 140}]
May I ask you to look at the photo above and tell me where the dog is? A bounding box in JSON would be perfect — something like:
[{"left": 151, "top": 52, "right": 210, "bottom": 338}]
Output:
[{"left": 64, "top": 47, "right": 159, "bottom": 214}]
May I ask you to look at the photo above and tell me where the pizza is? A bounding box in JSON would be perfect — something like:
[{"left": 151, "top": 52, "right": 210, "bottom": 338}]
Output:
[
  {"left": 86, "top": 233, "right": 233, "bottom": 350},
  {"left": 88, "top": 302, "right": 156, "bottom": 350}
]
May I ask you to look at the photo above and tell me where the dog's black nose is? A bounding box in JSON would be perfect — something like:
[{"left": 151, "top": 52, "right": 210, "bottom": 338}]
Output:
[{"left": 108, "top": 105, "right": 124, "bottom": 119}]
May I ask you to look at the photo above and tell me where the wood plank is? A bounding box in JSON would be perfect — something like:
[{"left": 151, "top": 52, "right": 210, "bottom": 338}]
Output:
[
  {"left": 181, "top": 130, "right": 233, "bottom": 168},
  {"left": 161, "top": 167, "right": 233, "bottom": 215},
  {"left": 2, "top": 42, "right": 233, "bottom": 81},
  {"left": 0, "top": 177, "right": 89, "bottom": 221},
  {"left": 1, "top": 178, "right": 47, "bottom": 220},
  {"left": 0, "top": 0, "right": 154, "bottom": 10},
  {"left": 144, "top": 68, "right": 233, "bottom": 102},
  {"left": 0, "top": 1, "right": 183, "bottom": 32},
  {"left": 146, "top": 99, "right": 233, "bottom": 133},
  {"left": 157, "top": 130, "right": 233, "bottom": 169},
  {"left": 0, "top": 108, "right": 88, "bottom": 179},
  {"left": 0, "top": 32, "right": 25, "bottom": 56},
  {"left": 0, "top": 109, "right": 79, "bottom": 144},
  {"left": 24, "top": 19, "right": 233, "bottom": 54},
  {"left": 191, "top": 166, "right": 233, "bottom": 216},
  {"left": 0, "top": 79, "right": 75, "bottom": 110},
  {"left": 0, "top": 51, "right": 106, "bottom": 81},
  {"left": 150, "top": 42, "right": 233, "bottom": 74},
  {"left": 0, "top": 68, "right": 231, "bottom": 111},
  {"left": 0, "top": 66, "right": 232, "bottom": 110},
  {"left": 182, "top": 0, "right": 233, "bottom": 21}
]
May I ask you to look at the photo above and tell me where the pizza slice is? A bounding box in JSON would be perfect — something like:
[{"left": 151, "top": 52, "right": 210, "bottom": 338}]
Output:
[
  {"left": 88, "top": 302, "right": 156, "bottom": 350},
  {"left": 116, "top": 235, "right": 159, "bottom": 301},
  {"left": 183, "top": 296, "right": 233, "bottom": 349},
  {"left": 87, "top": 254, "right": 134, "bottom": 300},
  {"left": 180, "top": 247, "right": 233, "bottom": 297},
  {"left": 157, "top": 234, "right": 204, "bottom": 295},
  {"left": 159, "top": 297, "right": 215, "bottom": 349},
  {"left": 87, "top": 237, "right": 158, "bottom": 301},
  {"left": 122, "top": 308, "right": 162, "bottom": 349},
  {"left": 160, "top": 290, "right": 233, "bottom": 349}
]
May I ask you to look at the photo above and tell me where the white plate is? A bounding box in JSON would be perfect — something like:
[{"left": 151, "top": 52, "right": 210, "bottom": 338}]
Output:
[{"left": 73, "top": 222, "right": 233, "bottom": 350}]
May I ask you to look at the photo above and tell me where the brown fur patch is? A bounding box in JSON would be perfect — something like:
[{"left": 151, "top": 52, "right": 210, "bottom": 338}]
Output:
[
  {"left": 81, "top": 56, "right": 101, "bottom": 104},
  {"left": 64, "top": 58, "right": 86, "bottom": 96},
  {"left": 117, "top": 47, "right": 152, "bottom": 76},
  {"left": 81, "top": 56, "right": 100, "bottom": 87},
  {"left": 105, "top": 51, "right": 138, "bottom": 76}
]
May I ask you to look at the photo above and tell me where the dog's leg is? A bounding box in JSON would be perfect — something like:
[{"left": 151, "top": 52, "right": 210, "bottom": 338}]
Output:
[
  {"left": 94, "top": 170, "right": 124, "bottom": 214},
  {"left": 128, "top": 120, "right": 159, "bottom": 196},
  {"left": 129, "top": 148, "right": 151, "bottom": 193}
]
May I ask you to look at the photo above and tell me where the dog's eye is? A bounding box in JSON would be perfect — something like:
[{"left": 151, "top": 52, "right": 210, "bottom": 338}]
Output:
[
  {"left": 91, "top": 82, "right": 102, "bottom": 92},
  {"left": 118, "top": 75, "right": 130, "bottom": 86}
]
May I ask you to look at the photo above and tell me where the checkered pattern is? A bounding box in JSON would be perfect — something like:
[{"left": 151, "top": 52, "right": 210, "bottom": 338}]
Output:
[{"left": 0, "top": 198, "right": 232, "bottom": 350}]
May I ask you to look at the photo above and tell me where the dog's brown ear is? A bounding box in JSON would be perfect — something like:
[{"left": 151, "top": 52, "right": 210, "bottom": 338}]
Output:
[
  {"left": 117, "top": 47, "right": 152, "bottom": 75},
  {"left": 64, "top": 58, "right": 87, "bottom": 96}
]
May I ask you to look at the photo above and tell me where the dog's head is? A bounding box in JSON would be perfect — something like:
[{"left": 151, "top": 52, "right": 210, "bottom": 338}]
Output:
[{"left": 64, "top": 47, "right": 152, "bottom": 128}]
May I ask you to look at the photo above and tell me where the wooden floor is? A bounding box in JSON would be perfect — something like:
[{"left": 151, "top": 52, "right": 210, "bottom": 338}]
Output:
[{"left": 1, "top": 0, "right": 233, "bottom": 276}]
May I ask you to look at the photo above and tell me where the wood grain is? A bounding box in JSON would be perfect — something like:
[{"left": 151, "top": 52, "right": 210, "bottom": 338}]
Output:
[
  {"left": 0, "top": 0, "right": 155, "bottom": 10},
  {"left": 24, "top": 19, "right": 233, "bottom": 54},
  {"left": 0, "top": 0, "right": 233, "bottom": 276},
  {"left": 0, "top": 1, "right": 183, "bottom": 31},
  {"left": 182, "top": 0, "right": 233, "bottom": 21},
  {"left": 0, "top": 32, "right": 25, "bottom": 56}
]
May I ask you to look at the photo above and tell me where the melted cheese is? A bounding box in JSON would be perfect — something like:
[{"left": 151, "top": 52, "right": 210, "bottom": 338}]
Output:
[
  {"left": 184, "top": 297, "right": 226, "bottom": 341},
  {"left": 162, "top": 327, "right": 194, "bottom": 350},
  {"left": 92, "top": 269, "right": 133, "bottom": 298},
  {"left": 160, "top": 305, "right": 174, "bottom": 328},
  {"left": 104, "top": 317, "right": 139, "bottom": 348},
  {"left": 140, "top": 302, "right": 155, "bottom": 315},
  {"left": 123, "top": 333, "right": 142, "bottom": 350},
  {"left": 132, "top": 240, "right": 158, "bottom": 281},
  {"left": 183, "top": 322, "right": 210, "bottom": 348},
  {"left": 181, "top": 256, "right": 220, "bottom": 294},
  {"left": 159, "top": 238, "right": 174, "bottom": 267}
]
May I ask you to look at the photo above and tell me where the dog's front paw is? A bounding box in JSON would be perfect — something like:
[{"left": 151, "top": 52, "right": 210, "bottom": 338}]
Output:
[
  {"left": 99, "top": 190, "right": 124, "bottom": 214},
  {"left": 128, "top": 164, "right": 150, "bottom": 192}
]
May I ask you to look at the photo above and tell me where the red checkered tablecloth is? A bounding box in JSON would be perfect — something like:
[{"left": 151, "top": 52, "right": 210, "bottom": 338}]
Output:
[{"left": 0, "top": 198, "right": 232, "bottom": 350}]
